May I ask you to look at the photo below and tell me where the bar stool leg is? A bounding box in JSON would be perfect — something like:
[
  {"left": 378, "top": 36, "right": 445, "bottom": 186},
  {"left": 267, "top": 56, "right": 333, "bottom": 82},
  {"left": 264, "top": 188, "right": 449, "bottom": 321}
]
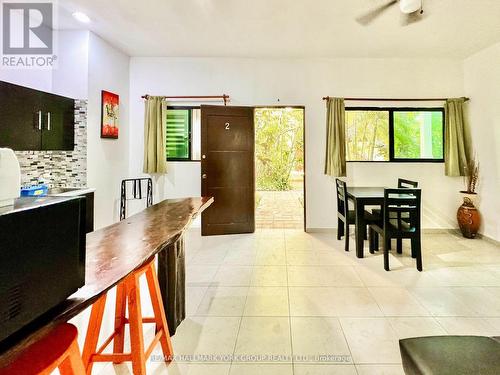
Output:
[
  {"left": 59, "top": 340, "right": 86, "bottom": 375},
  {"left": 82, "top": 294, "right": 107, "bottom": 375},
  {"left": 113, "top": 282, "right": 127, "bottom": 362},
  {"left": 127, "top": 276, "right": 147, "bottom": 375},
  {"left": 146, "top": 262, "right": 174, "bottom": 361}
]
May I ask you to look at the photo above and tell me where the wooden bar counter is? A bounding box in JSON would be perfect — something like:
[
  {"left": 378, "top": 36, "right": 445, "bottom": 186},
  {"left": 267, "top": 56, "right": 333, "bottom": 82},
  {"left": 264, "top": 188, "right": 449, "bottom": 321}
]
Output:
[{"left": 0, "top": 196, "right": 213, "bottom": 368}]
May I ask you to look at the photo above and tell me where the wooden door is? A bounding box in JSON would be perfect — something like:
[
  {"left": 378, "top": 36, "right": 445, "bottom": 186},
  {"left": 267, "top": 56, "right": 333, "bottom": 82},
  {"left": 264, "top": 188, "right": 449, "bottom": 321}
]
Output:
[
  {"left": 201, "top": 105, "right": 255, "bottom": 235},
  {"left": 0, "top": 81, "right": 42, "bottom": 150}
]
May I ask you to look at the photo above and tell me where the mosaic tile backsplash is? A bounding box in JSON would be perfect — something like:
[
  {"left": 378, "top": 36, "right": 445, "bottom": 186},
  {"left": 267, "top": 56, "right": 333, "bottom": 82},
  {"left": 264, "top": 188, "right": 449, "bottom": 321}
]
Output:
[{"left": 15, "top": 99, "right": 87, "bottom": 188}]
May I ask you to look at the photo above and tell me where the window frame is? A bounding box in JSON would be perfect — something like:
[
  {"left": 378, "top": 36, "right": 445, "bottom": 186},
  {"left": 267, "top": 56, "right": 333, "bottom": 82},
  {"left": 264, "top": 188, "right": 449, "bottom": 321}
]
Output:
[
  {"left": 345, "top": 106, "right": 445, "bottom": 163},
  {"left": 165, "top": 105, "right": 200, "bottom": 162}
]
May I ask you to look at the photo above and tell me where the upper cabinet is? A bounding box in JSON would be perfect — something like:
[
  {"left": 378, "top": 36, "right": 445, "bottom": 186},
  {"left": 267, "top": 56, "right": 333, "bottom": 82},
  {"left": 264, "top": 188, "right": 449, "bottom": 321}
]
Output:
[{"left": 0, "top": 81, "right": 75, "bottom": 151}]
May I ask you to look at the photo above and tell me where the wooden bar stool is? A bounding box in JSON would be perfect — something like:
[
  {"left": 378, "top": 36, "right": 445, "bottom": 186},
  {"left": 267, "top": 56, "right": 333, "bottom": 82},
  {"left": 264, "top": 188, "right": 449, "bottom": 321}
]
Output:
[
  {"left": 0, "top": 323, "right": 85, "bottom": 375},
  {"left": 82, "top": 259, "right": 173, "bottom": 375}
]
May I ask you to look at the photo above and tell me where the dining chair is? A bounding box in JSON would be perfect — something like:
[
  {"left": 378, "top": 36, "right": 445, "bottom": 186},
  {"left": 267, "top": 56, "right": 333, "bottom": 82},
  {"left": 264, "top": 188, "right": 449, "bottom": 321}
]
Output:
[
  {"left": 368, "top": 188, "right": 422, "bottom": 271},
  {"left": 372, "top": 178, "right": 419, "bottom": 252},
  {"left": 335, "top": 179, "right": 377, "bottom": 252}
]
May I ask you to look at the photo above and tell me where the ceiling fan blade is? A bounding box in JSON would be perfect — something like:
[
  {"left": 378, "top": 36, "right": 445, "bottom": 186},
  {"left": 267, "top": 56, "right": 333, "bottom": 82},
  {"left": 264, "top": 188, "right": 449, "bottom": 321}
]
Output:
[{"left": 356, "top": 0, "right": 398, "bottom": 26}]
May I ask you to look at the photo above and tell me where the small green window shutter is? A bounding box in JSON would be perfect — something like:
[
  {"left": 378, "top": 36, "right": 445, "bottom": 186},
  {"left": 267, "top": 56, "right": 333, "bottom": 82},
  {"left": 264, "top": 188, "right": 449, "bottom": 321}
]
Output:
[{"left": 166, "top": 109, "right": 190, "bottom": 159}]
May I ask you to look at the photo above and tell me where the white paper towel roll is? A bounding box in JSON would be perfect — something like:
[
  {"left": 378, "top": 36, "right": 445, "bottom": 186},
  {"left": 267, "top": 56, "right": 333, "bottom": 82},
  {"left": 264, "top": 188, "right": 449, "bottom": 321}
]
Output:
[{"left": 0, "top": 148, "right": 21, "bottom": 207}]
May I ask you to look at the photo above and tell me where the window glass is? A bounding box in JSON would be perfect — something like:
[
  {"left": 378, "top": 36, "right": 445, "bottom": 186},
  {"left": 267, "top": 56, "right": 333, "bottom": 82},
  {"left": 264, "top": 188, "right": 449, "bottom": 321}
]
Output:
[
  {"left": 166, "top": 109, "right": 190, "bottom": 160},
  {"left": 345, "top": 110, "right": 389, "bottom": 161},
  {"left": 393, "top": 111, "right": 444, "bottom": 160}
]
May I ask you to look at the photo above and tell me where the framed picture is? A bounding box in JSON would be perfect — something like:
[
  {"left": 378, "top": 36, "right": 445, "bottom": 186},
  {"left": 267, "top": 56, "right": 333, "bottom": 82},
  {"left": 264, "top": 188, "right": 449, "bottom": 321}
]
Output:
[{"left": 101, "top": 90, "right": 119, "bottom": 139}]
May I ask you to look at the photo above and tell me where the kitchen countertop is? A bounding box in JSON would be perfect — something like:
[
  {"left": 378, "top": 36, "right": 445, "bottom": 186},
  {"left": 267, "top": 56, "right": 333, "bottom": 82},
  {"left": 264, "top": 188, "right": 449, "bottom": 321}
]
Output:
[{"left": 48, "top": 187, "right": 96, "bottom": 197}]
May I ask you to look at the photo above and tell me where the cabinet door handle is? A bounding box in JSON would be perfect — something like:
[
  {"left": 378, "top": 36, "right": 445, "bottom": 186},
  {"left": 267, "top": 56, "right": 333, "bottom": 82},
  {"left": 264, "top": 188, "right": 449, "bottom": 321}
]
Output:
[
  {"left": 47, "top": 112, "right": 51, "bottom": 131},
  {"left": 38, "top": 111, "right": 42, "bottom": 130}
]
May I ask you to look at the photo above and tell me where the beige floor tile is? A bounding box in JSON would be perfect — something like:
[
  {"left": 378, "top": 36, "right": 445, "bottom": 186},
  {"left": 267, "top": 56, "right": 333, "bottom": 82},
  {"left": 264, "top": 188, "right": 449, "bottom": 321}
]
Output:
[
  {"left": 229, "top": 364, "right": 293, "bottom": 375},
  {"left": 195, "top": 287, "right": 248, "bottom": 316},
  {"left": 484, "top": 318, "right": 500, "bottom": 334},
  {"left": 368, "top": 287, "right": 430, "bottom": 316},
  {"left": 244, "top": 287, "right": 289, "bottom": 316},
  {"left": 171, "top": 316, "right": 240, "bottom": 360},
  {"left": 255, "top": 248, "right": 287, "bottom": 265},
  {"left": 340, "top": 318, "right": 401, "bottom": 364},
  {"left": 294, "top": 364, "right": 358, "bottom": 375},
  {"left": 388, "top": 317, "right": 446, "bottom": 338},
  {"left": 147, "top": 362, "right": 231, "bottom": 375},
  {"left": 288, "top": 266, "right": 363, "bottom": 287},
  {"left": 448, "top": 287, "right": 500, "bottom": 316},
  {"left": 186, "top": 265, "right": 220, "bottom": 286},
  {"left": 435, "top": 317, "right": 498, "bottom": 336},
  {"left": 190, "top": 248, "right": 228, "bottom": 265},
  {"left": 356, "top": 364, "right": 405, "bottom": 375},
  {"left": 234, "top": 317, "right": 292, "bottom": 361},
  {"left": 409, "top": 287, "right": 479, "bottom": 316},
  {"left": 212, "top": 265, "right": 254, "bottom": 286},
  {"left": 289, "top": 287, "right": 383, "bottom": 317},
  {"left": 290, "top": 317, "right": 352, "bottom": 363},
  {"left": 286, "top": 250, "right": 356, "bottom": 266},
  {"left": 251, "top": 266, "right": 288, "bottom": 286},
  {"left": 186, "top": 286, "right": 208, "bottom": 316},
  {"left": 223, "top": 249, "right": 257, "bottom": 265}
]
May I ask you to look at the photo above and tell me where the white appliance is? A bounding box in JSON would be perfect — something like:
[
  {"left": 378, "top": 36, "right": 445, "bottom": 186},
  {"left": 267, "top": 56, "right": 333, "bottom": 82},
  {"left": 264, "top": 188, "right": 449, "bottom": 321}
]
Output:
[{"left": 0, "top": 148, "right": 21, "bottom": 208}]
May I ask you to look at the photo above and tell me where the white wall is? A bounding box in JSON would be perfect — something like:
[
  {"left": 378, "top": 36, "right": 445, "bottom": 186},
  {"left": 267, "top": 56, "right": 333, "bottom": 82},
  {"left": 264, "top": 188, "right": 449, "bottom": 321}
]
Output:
[
  {"left": 129, "top": 57, "right": 465, "bottom": 230},
  {"left": 52, "top": 30, "right": 89, "bottom": 99},
  {"left": 464, "top": 43, "right": 500, "bottom": 241},
  {"left": 87, "top": 33, "right": 130, "bottom": 229}
]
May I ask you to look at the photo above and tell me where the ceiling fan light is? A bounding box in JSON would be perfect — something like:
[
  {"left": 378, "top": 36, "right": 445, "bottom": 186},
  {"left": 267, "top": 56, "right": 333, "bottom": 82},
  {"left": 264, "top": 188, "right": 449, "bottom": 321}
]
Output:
[{"left": 399, "top": 0, "right": 421, "bottom": 14}]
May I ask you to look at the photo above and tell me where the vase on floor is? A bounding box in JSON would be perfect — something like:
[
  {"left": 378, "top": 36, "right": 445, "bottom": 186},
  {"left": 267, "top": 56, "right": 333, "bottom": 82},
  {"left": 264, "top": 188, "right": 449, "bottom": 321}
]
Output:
[{"left": 457, "top": 191, "right": 480, "bottom": 239}]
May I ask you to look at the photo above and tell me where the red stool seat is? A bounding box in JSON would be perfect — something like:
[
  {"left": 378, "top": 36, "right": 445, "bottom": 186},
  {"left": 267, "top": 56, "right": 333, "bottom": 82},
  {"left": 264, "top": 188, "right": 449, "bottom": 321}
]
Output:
[{"left": 0, "top": 323, "right": 85, "bottom": 375}]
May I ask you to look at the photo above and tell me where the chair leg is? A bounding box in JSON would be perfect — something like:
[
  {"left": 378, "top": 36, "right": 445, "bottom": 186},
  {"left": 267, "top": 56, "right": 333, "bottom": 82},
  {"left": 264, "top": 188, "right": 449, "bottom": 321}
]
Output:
[
  {"left": 337, "top": 218, "right": 343, "bottom": 240},
  {"left": 344, "top": 223, "right": 350, "bottom": 252},
  {"left": 397, "top": 238, "right": 403, "bottom": 254},
  {"left": 59, "top": 340, "right": 86, "bottom": 375},
  {"left": 384, "top": 236, "right": 390, "bottom": 271},
  {"left": 411, "top": 237, "right": 423, "bottom": 272},
  {"left": 374, "top": 232, "right": 379, "bottom": 251},
  {"left": 82, "top": 294, "right": 107, "bottom": 375},
  {"left": 363, "top": 224, "right": 368, "bottom": 240},
  {"left": 126, "top": 276, "right": 147, "bottom": 375},
  {"left": 145, "top": 262, "right": 174, "bottom": 361},
  {"left": 112, "top": 282, "right": 127, "bottom": 363},
  {"left": 369, "top": 228, "right": 375, "bottom": 254}
]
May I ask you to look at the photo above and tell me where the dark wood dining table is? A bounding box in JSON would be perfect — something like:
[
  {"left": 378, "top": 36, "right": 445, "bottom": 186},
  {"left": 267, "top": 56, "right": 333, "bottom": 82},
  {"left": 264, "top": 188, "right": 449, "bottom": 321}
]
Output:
[
  {"left": 346, "top": 187, "right": 386, "bottom": 258},
  {"left": 0, "top": 196, "right": 214, "bottom": 369}
]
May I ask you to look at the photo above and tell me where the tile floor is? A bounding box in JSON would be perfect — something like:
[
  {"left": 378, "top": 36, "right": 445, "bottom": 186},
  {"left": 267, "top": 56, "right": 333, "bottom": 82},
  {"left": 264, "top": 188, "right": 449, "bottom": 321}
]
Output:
[{"left": 70, "top": 228, "right": 500, "bottom": 375}]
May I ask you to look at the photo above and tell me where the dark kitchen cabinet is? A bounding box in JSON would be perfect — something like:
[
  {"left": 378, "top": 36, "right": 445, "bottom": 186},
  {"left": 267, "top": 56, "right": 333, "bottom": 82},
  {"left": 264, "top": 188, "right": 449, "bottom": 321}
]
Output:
[{"left": 0, "top": 80, "right": 75, "bottom": 151}]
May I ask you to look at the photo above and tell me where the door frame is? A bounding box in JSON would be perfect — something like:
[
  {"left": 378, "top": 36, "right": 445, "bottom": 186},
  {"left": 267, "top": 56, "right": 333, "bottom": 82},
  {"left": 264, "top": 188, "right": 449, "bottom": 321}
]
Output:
[{"left": 254, "top": 105, "right": 307, "bottom": 232}]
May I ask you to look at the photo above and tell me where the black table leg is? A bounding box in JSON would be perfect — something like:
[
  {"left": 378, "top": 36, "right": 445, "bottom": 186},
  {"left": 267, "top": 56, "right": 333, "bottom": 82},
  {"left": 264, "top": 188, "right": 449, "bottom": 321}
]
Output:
[{"left": 355, "top": 200, "right": 365, "bottom": 258}]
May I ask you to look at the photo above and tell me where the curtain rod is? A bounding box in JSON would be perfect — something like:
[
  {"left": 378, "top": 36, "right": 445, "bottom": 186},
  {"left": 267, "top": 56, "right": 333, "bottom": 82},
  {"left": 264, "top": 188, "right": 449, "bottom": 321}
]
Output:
[
  {"left": 322, "top": 96, "right": 469, "bottom": 102},
  {"left": 141, "top": 94, "right": 230, "bottom": 105}
]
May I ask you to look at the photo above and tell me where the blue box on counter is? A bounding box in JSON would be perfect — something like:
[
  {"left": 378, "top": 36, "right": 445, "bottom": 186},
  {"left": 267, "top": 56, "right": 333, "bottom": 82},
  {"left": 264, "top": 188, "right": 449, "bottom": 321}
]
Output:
[{"left": 20, "top": 184, "right": 49, "bottom": 197}]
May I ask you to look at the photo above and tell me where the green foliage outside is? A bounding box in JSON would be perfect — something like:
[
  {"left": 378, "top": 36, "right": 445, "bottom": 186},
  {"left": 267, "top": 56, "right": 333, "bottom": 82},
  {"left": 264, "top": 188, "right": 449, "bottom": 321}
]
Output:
[
  {"left": 394, "top": 111, "right": 443, "bottom": 159},
  {"left": 255, "top": 108, "right": 304, "bottom": 191},
  {"left": 346, "top": 111, "right": 389, "bottom": 161}
]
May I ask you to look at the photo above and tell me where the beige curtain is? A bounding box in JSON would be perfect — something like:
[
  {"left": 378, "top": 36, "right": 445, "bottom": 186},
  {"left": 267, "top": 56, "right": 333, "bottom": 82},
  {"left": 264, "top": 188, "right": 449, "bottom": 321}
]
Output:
[
  {"left": 324, "top": 97, "right": 346, "bottom": 177},
  {"left": 445, "top": 98, "right": 471, "bottom": 176},
  {"left": 143, "top": 96, "right": 167, "bottom": 174}
]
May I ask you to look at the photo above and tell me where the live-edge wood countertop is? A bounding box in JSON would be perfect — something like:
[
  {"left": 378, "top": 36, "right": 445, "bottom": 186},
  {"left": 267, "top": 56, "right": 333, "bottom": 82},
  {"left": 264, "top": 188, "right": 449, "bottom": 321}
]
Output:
[{"left": 0, "top": 196, "right": 214, "bottom": 368}]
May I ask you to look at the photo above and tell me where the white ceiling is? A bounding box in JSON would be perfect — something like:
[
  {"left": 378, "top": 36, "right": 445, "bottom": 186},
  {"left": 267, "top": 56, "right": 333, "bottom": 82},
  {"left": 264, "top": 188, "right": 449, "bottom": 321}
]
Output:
[{"left": 57, "top": 0, "right": 500, "bottom": 58}]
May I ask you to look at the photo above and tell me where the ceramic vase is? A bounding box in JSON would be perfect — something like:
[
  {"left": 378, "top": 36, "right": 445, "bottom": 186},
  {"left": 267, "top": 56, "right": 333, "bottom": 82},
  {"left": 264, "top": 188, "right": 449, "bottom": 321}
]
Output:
[{"left": 457, "top": 192, "right": 480, "bottom": 239}]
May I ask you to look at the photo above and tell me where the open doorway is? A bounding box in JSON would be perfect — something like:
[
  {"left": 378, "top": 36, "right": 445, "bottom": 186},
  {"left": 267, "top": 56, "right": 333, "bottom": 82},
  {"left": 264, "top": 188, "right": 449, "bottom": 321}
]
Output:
[{"left": 255, "top": 107, "right": 305, "bottom": 230}]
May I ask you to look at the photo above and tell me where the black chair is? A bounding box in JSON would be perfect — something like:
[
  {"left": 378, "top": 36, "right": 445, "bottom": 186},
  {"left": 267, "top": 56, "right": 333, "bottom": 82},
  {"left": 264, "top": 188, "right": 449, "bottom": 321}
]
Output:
[
  {"left": 336, "top": 179, "right": 378, "bottom": 252},
  {"left": 368, "top": 188, "right": 422, "bottom": 271},
  {"left": 373, "top": 178, "right": 418, "bottom": 252}
]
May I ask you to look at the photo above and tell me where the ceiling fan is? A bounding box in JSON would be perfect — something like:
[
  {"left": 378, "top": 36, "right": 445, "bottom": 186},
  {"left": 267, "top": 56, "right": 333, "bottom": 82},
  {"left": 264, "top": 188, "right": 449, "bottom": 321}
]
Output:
[{"left": 356, "top": 0, "right": 424, "bottom": 26}]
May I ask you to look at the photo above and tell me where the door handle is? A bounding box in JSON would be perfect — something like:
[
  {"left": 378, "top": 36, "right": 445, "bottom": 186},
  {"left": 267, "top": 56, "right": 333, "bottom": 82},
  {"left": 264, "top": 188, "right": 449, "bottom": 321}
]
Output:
[
  {"left": 37, "top": 111, "right": 42, "bottom": 130},
  {"left": 47, "top": 112, "right": 51, "bottom": 131},
  {"left": 202, "top": 174, "right": 207, "bottom": 179}
]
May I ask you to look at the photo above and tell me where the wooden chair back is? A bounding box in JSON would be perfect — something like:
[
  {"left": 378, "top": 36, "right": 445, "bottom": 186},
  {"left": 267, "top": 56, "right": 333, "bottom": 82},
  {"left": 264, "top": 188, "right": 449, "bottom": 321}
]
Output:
[
  {"left": 383, "top": 188, "right": 421, "bottom": 233},
  {"left": 335, "top": 179, "right": 348, "bottom": 219}
]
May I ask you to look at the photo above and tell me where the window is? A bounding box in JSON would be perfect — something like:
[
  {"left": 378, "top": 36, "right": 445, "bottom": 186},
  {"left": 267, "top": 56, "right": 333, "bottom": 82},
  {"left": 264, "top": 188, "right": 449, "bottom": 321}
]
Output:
[
  {"left": 345, "top": 108, "right": 444, "bottom": 162},
  {"left": 165, "top": 107, "right": 201, "bottom": 161}
]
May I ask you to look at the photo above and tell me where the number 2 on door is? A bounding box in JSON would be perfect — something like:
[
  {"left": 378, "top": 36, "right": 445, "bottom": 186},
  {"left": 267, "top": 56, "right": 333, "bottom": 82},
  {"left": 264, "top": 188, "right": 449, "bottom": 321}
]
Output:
[{"left": 225, "top": 122, "right": 230, "bottom": 130}]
